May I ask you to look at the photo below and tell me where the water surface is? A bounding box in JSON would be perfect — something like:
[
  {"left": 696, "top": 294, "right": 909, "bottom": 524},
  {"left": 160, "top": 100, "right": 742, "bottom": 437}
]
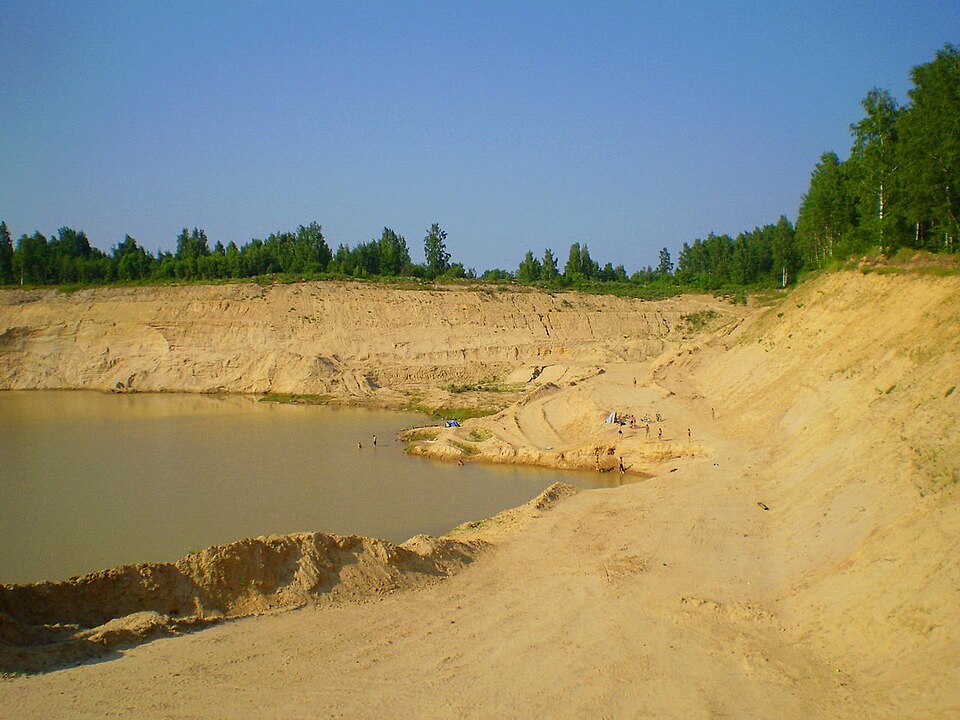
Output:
[{"left": 0, "top": 391, "right": 623, "bottom": 584}]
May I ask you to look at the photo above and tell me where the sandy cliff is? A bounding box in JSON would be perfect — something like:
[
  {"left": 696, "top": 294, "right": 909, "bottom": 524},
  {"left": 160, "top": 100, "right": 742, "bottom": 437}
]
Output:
[{"left": 0, "top": 282, "right": 735, "bottom": 404}]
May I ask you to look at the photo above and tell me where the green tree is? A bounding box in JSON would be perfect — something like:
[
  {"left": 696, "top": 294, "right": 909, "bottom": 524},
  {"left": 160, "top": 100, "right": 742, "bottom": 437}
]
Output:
[
  {"left": 771, "top": 215, "right": 800, "bottom": 286},
  {"left": 656, "top": 247, "right": 673, "bottom": 276},
  {"left": 224, "top": 241, "right": 243, "bottom": 277},
  {"left": 480, "top": 268, "right": 512, "bottom": 281},
  {"left": 579, "top": 244, "right": 598, "bottom": 279},
  {"left": 796, "top": 152, "right": 858, "bottom": 266},
  {"left": 175, "top": 228, "right": 210, "bottom": 261},
  {"left": 377, "top": 227, "right": 410, "bottom": 275},
  {"left": 46, "top": 227, "right": 94, "bottom": 283},
  {"left": 353, "top": 240, "right": 382, "bottom": 276},
  {"left": 14, "top": 231, "right": 49, "bottom": 285},
  {"left": 444, "top": 262, "right": 467, "bottom": 280},
  {"left": 564, "top": 242, "right": 582, "bottom": 279},
  {"left": 0, "top": 222, "right": 14, "bottom": 284},
  {"left": 731, "top": 233, "right": 754, "bottom": 284},
  {"left": 516, "top": 250, "right": 542, "bottom": 282},
  {"left": 850, "top": 88, "right": 902, "bottom": 252},
  {"left": 541, "top": 248, "right": 559, "bottom": 281},
  {"left": 114, "top": 235, "right": 156, "bottom": 280},
  {"left": 423, "top": 223, "right": 450, "bottom": 278},
  {"left": 897, "top": 44, "right": 960, "bottom": 251},
  {"left": 296, "top": 222, "right": 332, "bottom": 272}
]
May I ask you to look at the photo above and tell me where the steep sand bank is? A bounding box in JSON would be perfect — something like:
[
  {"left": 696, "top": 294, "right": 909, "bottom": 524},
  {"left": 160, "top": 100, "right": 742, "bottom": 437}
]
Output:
[
  {"left": 1, "top": 272, "right": 958, "bottom": 718},
  {"left": 0, "top": 282, "right": 737, "bottom": 411}
]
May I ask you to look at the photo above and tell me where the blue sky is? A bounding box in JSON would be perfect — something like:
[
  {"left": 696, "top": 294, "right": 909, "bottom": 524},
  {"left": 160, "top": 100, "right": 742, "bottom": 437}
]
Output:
[{"left": 1, "top": 2, "right": 957, "bottom": 272}]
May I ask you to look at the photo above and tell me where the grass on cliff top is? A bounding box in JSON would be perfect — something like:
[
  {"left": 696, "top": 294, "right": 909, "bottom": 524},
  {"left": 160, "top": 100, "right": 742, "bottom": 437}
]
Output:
[
  {"left": 444, "top": 381, "right": 523, "bottom": 394},
  {"left": 817, "top": 248, "right": 960, "bottom": 276},
  {"left": 680, "top": 310, "right": 720, "bottom": 332},
  {"left": 12, "top": 270, "right": 762, "bottom": 304},
  {"left": 258, "top": 393, "right": 334, "bottom": 405}
]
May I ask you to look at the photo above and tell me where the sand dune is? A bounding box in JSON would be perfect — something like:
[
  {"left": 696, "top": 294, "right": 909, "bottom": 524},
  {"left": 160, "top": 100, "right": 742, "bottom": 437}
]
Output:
[{"left": 1, "top": 271, "right": 957, "bottom": 718}]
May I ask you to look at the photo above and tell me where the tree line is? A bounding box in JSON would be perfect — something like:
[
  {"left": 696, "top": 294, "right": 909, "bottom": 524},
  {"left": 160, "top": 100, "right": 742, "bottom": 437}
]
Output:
[
  {"left": 0, "top": 213, "right": 684, "bottom": 289},
  {"left": 2, "top": 45, "right": 956, "bottom": 291},
  {"left": 0, "top": 221, "right": 463, "bottom": 286},
  {"left": 795, "top": 43, "right": 959, "bottom": 265}
]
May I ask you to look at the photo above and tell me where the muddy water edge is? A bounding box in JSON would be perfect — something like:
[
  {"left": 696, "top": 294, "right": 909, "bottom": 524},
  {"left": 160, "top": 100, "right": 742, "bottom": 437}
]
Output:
[{"left": 0, "top": 391, "right": 623, "bottom": 584}]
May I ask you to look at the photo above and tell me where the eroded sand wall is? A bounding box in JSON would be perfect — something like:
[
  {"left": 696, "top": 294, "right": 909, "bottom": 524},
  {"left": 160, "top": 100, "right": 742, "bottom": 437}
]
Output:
[{"left": 0, "top": 282, "right": 729, "bottom": 396}]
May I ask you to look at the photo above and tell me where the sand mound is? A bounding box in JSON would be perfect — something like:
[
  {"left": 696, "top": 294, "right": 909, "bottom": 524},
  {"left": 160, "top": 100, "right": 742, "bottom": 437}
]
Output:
[
  {"left": 0, "top": 531, "right": 484, "bottom": 674},
  {"left": 450, "top": 481, "right": 581, "bottom": 542}
]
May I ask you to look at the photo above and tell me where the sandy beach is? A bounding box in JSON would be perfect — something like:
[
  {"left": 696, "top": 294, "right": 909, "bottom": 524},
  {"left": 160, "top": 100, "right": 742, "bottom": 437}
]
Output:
[{"left": 1, "top": 271, "right": 958, "bottom": 718}]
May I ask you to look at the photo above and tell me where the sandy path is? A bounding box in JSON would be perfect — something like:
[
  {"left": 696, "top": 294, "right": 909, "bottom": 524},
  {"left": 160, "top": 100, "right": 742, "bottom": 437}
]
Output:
[
  {"left": 0, "top": 368, "right": 847, "bottom": 719},
  {"left": 0, "top": 472, "right": 844, "bottom": 719}
]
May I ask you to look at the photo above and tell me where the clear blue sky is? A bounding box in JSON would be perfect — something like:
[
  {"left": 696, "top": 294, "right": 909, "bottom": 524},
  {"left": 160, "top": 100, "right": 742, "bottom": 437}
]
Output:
[{"left": 1, "top": 2, "right": 957, "bottom": 272}]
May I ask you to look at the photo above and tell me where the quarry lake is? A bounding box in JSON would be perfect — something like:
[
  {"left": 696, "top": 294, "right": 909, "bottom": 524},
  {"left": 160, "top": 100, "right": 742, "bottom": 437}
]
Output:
[{"left": 0, "top": 391, "right": 620, "bottom": 585}]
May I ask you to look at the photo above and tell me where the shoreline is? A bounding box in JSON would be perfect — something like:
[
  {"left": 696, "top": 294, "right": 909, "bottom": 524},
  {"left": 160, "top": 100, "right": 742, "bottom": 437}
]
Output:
[{"left": 0, "top": 481, "right": 580, "bottom": 675}]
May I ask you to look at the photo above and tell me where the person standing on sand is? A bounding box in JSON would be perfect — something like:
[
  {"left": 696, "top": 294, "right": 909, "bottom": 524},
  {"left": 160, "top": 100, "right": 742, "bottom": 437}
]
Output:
[
  {"left": 618, "top": 456, "right": 625, "bottom": 474},
  {"left": 373, "top": 434, "right": 377, "bottom": 447},
  {"left": 687, "top": 428, "right": 691, "bottom": 442},
  {"left": 645, "top": 423, "right": 650, "bottom": 439},
  {"left": 658, "top": 428, "right": 662, "bottom": 439}
]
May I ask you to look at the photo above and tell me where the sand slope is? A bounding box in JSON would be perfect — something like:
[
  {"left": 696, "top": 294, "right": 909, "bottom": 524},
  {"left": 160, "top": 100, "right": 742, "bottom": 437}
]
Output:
[{"left": 1, "top": 271, "right": 958, "bottom": 718}]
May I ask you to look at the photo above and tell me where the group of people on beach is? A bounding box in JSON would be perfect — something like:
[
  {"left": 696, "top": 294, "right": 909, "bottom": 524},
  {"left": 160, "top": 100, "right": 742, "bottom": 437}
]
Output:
[
  {"left": 609, "top": 410, "right": 666, "bottom": 439},
  {"left": 600, "top": 405, "right": 700, "bottom": 476}
]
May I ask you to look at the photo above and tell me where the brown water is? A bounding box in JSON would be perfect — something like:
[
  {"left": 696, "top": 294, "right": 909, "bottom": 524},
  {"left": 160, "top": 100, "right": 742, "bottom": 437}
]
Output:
[{"left": 0, "top": 391, "right": 624, "bottom": 584}]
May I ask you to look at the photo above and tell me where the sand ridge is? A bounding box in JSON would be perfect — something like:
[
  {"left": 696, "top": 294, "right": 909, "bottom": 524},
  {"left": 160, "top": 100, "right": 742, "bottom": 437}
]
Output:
[{"left": 0, "top": 530, "right": 487, "bottom": 674}]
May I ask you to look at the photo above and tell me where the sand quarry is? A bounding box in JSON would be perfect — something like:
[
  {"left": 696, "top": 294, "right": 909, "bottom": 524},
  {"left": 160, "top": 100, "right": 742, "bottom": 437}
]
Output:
[{"left": 0, "top": 270, "right": 958, "bottom": 718}]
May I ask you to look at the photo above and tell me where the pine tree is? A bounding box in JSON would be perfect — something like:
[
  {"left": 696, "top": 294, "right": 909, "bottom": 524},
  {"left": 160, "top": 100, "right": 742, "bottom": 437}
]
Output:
[
  {"left": 423, "top": 223, "right": 450, "bottom": 278},
  {"left": 0, "top": 221, "right": 14, "bottom": 284}
]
